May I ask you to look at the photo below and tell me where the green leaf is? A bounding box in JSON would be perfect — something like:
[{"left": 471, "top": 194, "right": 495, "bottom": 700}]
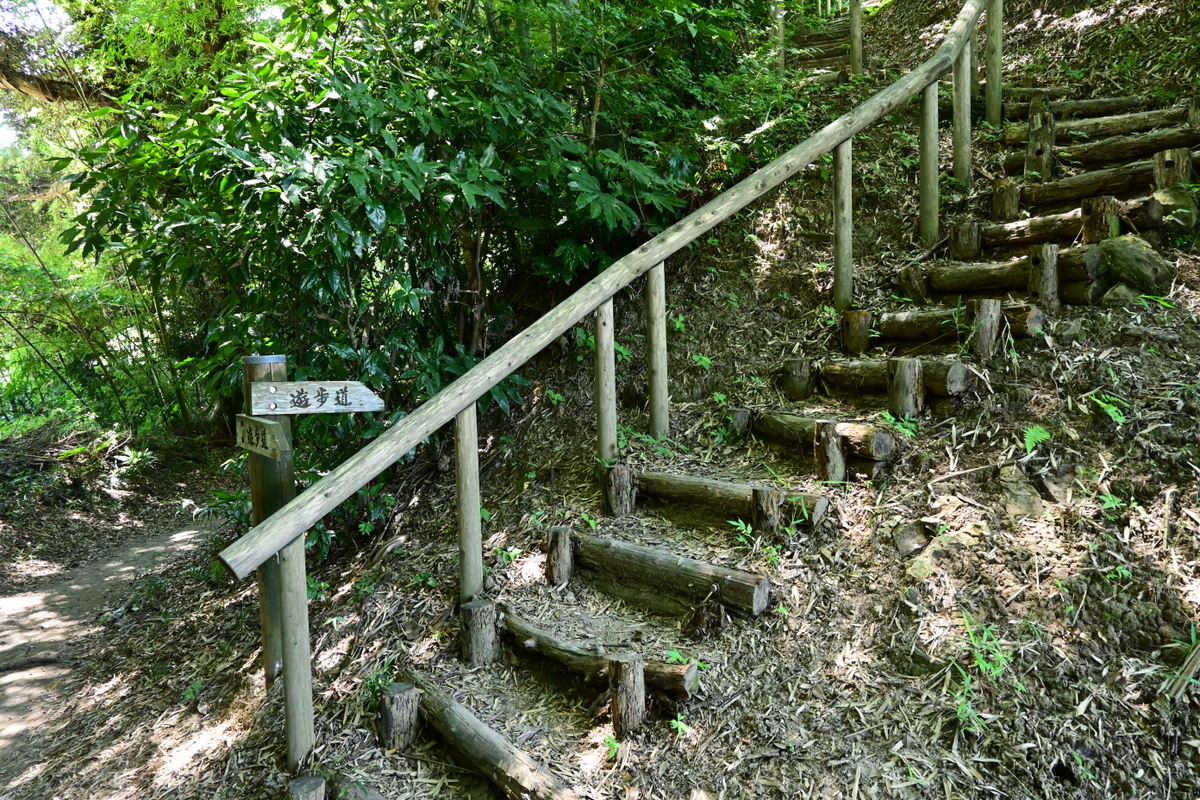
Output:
[{"left": 1022, "top": 425, "right": 1051, "bottom": 453}]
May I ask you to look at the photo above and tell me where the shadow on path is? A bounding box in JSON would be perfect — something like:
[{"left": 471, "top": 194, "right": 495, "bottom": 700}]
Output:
[{"left": 0, "top": 523, "right": 210, "bottom": 785}]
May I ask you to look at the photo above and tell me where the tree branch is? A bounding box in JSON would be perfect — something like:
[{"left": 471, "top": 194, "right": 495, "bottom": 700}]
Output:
[{"left": 0, "top": 65, "right": 113, "bottom": 105}]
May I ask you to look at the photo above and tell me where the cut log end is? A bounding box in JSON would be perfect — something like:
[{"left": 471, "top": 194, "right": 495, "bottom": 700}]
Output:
[{"left": 461, "top": 599, "right": 500, "bottom": 666}]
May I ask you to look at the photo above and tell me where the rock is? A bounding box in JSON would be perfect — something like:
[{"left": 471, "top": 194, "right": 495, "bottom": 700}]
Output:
[
  {"left": 337, "top": 781, "right": 386, "bottom": 800},
  {"left": 892, "top": 521, "right": 930, "bottom": 559},
  {"left": 1100, "top": 282, "right": 1142, "bottom": 306},
  {"left": 999, "top": 465, "right": 1045, "bottom": 518},
  {"left": 1097, "top": 235, "right": 1174, "bottom": 293},
  {"left": 929, "top": 530, "right": 979, "bottom": 553},
  {"left": 905, "top": 555, "right": 935, "bottom": 580},
  {"left": 1053, "top": 319, "right": 1083, "bottom": 346},
  {"left": 1154, "top": 184, "right": 1198, "bottom": 237},
  {"left": 1039, "top": 471, "right": 1075, "bottom": 504}
]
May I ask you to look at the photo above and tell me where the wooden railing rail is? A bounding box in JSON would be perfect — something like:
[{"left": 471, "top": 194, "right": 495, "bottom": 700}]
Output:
[{"left": 217, "top": 0, "right": 1001, "bottom": 769}]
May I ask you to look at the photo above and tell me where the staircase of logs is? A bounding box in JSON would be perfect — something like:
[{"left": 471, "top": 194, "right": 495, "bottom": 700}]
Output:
[{"left": 214, "top": 2, "right": 1197, "bottom": 797}]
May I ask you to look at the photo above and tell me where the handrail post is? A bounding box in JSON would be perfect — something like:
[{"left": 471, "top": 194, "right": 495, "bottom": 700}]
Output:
[
  {"left": 278, "top": 534, "right": 315, "bottom": 770},
  {"left": 455, "top": 402, "right": 482, "bottom": 603},
  {"left": 645, "top": 263, "right": 669, "bottom": 438},
  {"left": 953, "top": 35, "right": 973, "bottom": 187},
  {"left": 833, "top": 137, "right": 854, "bottom": 310},
  {"left": 849, "top": 0, "right": 863, "bottom": 74},
  {"left": 919, "top": 82, "right": 940, "bottom": 247},
  {"left": 243, "top": 355, "right": 291, "bottom": 684},
  {"left": 985, "top": 0, "right": 1004, "bottom": 125},
  {"left": 595, "top": 298, "right": 618, "bottom": 463}
]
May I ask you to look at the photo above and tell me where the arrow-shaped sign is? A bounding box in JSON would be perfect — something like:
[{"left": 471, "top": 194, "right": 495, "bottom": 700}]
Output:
[{"left": 249, "top": 381, "right": 385, "bottom": 416}]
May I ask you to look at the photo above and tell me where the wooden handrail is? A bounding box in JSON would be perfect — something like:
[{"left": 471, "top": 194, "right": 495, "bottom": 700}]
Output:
[{"left": 219, "top": 0, "right": 992, "bottom": 581}]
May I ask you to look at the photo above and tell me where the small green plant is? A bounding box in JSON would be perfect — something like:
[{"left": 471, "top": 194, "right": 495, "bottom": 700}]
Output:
[
  {"left": 1072, "top": 750, "right": 1097, "bottom": 781},
  {"left": 818, "top": 304, "right": 838, "bottom": 326},
  {"left": 580, "top": 511, "right": 598, "bottom": 531},
  {"left": 306, "top": 576, "right": 330, "bottom": 601},
  {"left": 727, "top": 518, "right": 754, "bottom": 546},
  {"left": 763, "top": 544, "right": 782, "bottom": 567},
  {"left": 670, "top": 314, "right": 686, "bottom": 333},
  {"left": 614, "top": 341, "right": 632, "bottom": 362},
  {"left": 774, "top": 603, "right": 789, "bottom": 617},
  {"left": 962, "top": 611, "right": 1011, "bottom": 679},
  {"left": 664, "top": 648, "right": 685, "bottom": 663},
  {"left": 1099, "top": 492, "right": 1127, "bottom": 518},
  {"left": 411, "top": 571, "right": 438, "bottom": 588},
  {"left": 546, "top": 389, "right": 565, "bottom": 406},
  {"left": 1104, "top": 564, "right": 1133, "bottom": 581},
  {"left": 364, "top": 656, "right": 397, "bottom": 699},
  {"left": 1138, "top": 294, "right": 1175, "bottom": 309},
  {"left": 691, "top": 353, "right": 713, "bottom": 370},
  {"left": 603, "top": 735, "right": 620, "bottom": 759},
  {"left": 1091, "top": 394, "right": 1128, "bottom": 425},
  {"left": 670, "top": 713, "right": 690, "bottom": 736},
  {"left": 953, "top": 665, "right": 986, "bottom": 732},
  {"left": 711, "top": 391, "right": 728, "bottom": 408},
  {"left": 880, "top": 411, "right": 919, "bottom": 438},
  {"left": 496, "top": 546, "right": 522, "bottom": 566},
  {"left": 182, "top": 678, "right": 204, "bottom": 703},
  {"left": 479, "top": 506, "right": 492, "bottom": 522},
  {"left": 1022, "top": 424, "right": 1052, "bottom": 454},
  {"left": 352, "top": 576, "right": 379, "bottom": 600}
]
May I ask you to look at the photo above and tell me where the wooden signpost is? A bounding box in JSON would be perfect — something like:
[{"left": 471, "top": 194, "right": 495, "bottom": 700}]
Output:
[
  {"left": 239, "top": 356, "right": 384, "bottom": 772},
  {"left": 249, "top": 381, "right": 384, "bottom": 415},
  {"left": 236, "top": 414, "right": 290, "bottom": 460}
]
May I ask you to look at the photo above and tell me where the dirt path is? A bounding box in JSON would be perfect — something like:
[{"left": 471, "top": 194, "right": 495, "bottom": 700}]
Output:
[{"left": 0, "top": 519, "right": 213, "bottom": 787}]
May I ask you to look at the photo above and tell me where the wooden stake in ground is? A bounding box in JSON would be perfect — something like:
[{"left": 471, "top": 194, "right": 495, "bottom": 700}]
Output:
[
  {"left": 887, "top": 358, "right": 924, "bottom": 418},
  {"left": 1154, "top": 147, "right": 1193, "bottom": 190},
  {"left": 461, "top": 598, "right": 500, "bottom": 666},
  {"left": 1081, "top": 195, "right": 1122, "bottom": 243},
  {"left": 608, "top": 653, "right": 646, "bottom": 738},
  {"left": 546, "top": 527, "right": 573, "bottom": 587},
  {"left": 1025, "top": 112, "right": 1055, "bottom": 180},
  {"left": 1027, "top": 244, "right": 1060, "bottom": 311},
  {"left": 378, "top": 683, "right": 421, "bottom": 751},
  {"left": 969, "top": 299, "right": 1002, "bottom": 362},
  {"left": 841, "top": 310, "right": 873, "bottom": 355}
]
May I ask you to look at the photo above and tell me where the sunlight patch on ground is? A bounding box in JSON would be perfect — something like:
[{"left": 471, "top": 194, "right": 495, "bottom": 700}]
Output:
[{"left": 152, "top": 714, "right": 240, "bottom": 788}]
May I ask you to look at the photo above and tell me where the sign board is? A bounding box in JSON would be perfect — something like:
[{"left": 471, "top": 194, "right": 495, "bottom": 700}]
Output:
[
  {"left": 249, "top": 381, "right": 385, "bottom": 416},
  {"left": 236, "top": 414, "right": 292, "bottom": 459}
]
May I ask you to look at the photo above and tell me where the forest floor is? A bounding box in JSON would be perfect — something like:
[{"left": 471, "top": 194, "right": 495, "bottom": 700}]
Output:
[{"left": 3, "top": 0, "right": 1200, "bottom": 798}]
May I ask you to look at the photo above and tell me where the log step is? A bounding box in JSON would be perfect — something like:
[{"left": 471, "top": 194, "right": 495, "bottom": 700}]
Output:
[
  {"left": 898, "top": 246, "right": 1097, "bottom": 301},
  {"left": 499, "top": 608, "right": 700, "bottom": 699},
  {"left": 398, "top": 669, "right": 579, "bottom": 800},
  {"left": 816, "top": 358, "right": 974, "bottom": 397},
  {"left": 840, "top": 302, "right": 1045, "bottom": 352},
  {"left": 953, "top": 196, "right": 1169, "bottom": 259},
  {"left": 1014, "top": 150, "right": 1198, "bottom": 211},
  {"left": 607, "top": 467, "right": 830, "bottom": 529},
  {"left": 1002, "top": 127, "right": 1200, "bottom": 174},
  {"left": 1003, "top": 95, "right": 1145, "bottom": 122},
  {"left": 572, "top": 531, "right": 772, "bottom": 617},
  {"left": 795, "top": 54, "right": 848, "bottom": 71},
  {"left": 1003, "top": 101, "right": 1196, "bottom": 146},
  {"left": 751, "top": 411, "right": 898, "bottom": 462}
]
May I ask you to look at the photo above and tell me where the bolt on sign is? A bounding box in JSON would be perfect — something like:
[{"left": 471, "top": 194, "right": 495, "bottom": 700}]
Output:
[{"left": 249, "top": 381, "right": 385, "bottom": 416}]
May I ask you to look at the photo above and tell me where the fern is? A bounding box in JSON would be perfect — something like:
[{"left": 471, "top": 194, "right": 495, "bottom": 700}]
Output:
[{"left": 1022, "top": 424, "right": 1051, "bottom": 453}]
